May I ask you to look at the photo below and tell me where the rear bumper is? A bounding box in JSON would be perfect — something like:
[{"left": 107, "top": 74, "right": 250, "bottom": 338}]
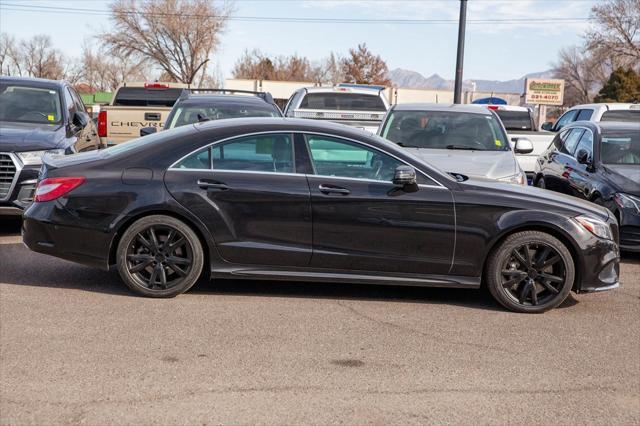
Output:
[{"left": 22, "top": 201, "right": 113, "bottom": 270}]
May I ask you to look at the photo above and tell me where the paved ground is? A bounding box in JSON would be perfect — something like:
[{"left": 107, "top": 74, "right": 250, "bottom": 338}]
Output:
[{"left": 1, "top": 217, "right": 639, "bottom": 425}]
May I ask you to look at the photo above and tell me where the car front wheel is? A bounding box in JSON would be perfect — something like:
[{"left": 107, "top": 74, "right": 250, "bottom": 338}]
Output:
[
  {"left": 486, "top": 231, "right": 575, "bottom": 313},
  {"left": 116, "top": 215, "right": 204, "bottom": 297}
]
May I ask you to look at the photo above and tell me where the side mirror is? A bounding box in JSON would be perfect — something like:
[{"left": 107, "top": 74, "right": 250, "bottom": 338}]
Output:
[
  {"left": 140, "top": 127, "right": 158, "bottom": 137},
  {"left": 393, "top": 165, "right": 417, "bottom": 187},
  {"left": 514, "top": 138, "right": 534, "bottom": 154},
  {"left": 72, "top": 111, "right": 89, "bottom": 128},
  {"left": 541, "top": 122, "right": 554, "bottom": 131},
  {"left": 576, "top": 148, "right": 591, "bottom": 165}
]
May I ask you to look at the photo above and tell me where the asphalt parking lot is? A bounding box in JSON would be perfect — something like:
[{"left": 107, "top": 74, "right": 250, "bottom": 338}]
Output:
[{"left": 0, "top": 217, "right": 638, "bottom": 425}]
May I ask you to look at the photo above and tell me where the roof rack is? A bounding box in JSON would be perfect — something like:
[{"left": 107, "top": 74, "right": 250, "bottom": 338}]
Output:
[{"left": 179, "top": 88, "right": 275, "bottom": 105}]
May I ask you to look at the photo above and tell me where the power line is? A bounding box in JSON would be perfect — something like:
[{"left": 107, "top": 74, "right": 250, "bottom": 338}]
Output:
[{"left": 0, "top": 2, "right": 594, "bottom": 24}]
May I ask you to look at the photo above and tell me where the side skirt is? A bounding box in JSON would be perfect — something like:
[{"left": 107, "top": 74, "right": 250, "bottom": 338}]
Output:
[{"left": 210, "top": 265, "right": 480, "bottom": 289}]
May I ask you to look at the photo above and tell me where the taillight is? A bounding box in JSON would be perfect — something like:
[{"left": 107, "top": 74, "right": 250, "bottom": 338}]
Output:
[
  {"left": 97, "top": 111, "right": 107, "bottom": 137},
  {"left": 34, "top": 177, "right": 85, "bottom": 203},
  {"left": 487, "top": 105, "right": 499, "bottom": 110}
]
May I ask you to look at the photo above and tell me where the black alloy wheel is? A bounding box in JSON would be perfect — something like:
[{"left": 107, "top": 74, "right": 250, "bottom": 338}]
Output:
[
  {"left": 487, "top": 231, "right": 575, "bottom": 313},
  {"left": 117, "top": 215, "right": 204, "bottom": 297},
  {"left": 500, "top": 243, "right": 566, "bottom": 306}
]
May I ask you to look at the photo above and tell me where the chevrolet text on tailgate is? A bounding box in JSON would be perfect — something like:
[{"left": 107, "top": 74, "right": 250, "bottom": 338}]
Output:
[
  {"left": 283, "top": 86, "right": 389, "bottom": 133},
  {"left": 98, "top": 82, "right": 187, "bottom": 145}
]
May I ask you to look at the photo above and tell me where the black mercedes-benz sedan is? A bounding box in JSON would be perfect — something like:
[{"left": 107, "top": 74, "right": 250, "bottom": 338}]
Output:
[
  {"left": 534, "top": 121, "right": 640, "bottom": 252},
  {"left": 22, "top": 118, "right": 620, "bottom": 313}
]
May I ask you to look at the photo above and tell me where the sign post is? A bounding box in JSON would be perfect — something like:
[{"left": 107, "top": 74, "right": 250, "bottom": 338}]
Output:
[{"left": 524, "top": 78, "right": 565, "bottom": 130}]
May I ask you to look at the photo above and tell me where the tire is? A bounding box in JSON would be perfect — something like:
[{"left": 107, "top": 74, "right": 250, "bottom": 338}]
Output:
[
  {"left": 486, "top": 231, "right": 575, "bottom": 313},
  {"left": 116, "top": 215, "right": 204, "bottom": 298},
  {"left": 535, "top": 176, "right": 546, "bottom": 189}
]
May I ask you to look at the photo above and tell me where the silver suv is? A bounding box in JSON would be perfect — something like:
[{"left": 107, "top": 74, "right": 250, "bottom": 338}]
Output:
[{"left": 283, "top": 86, "right": 389, "bottom": 133}]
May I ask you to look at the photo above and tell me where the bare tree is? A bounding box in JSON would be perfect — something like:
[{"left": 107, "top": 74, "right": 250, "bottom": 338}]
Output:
[
  {"left": 0, "top": 33, "right": 19, "bottom": 76},
  {"left": 232, "top": 49, "right": 276, "bottom": 80},
  {"left": 341, "top": 44, "right": 391, "bottom": 86},
  {"left": 103, "top": 0, "right": 231, "bottom": 84},
  {"left": 585, "top": 0, "right": 640, "bottom": 67},
  {"left": 18, "top": 35, "right": 65, "bottom": 79},
  {"left": 553, "top": 46, "right": 598, "bottom": 105}
]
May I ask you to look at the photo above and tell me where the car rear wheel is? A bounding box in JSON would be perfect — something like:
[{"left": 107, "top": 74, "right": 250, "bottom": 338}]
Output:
[
  {"left": 486, "top": 231, "right": 575, "bottom": 313},
  {"left": 116, "top": 215, "right": 204, "bottom": 297}
]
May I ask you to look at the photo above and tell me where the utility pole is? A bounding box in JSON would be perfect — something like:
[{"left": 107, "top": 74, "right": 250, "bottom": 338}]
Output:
[{"left": 453, "top": 0, "right": 468, "bottom": 104}]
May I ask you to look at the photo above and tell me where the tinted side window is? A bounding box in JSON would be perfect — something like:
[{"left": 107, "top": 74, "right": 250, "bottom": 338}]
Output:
[
  {"left": 174, "top": 147, "right": 211, "bottom": 170},
  {"left": 211, "top": 134, "right": 294, "bottom": 173},
  {"left": 306, "top": 135, "right": 403, "bottom": 182},
  {"left": 64, "top": 88, "right": 76, "bottom": 115},
  {"left": 553, "top": 129, "right": 570, "bottom": 150},
  {"left": 561, "top": 129, "right": 585, "bottom": 155},
  {"left": 601, "top": 110, "right": 640, "bottom": 122},
  {"left": 574, "top": 130, "right": 594, "bottom": 161},
  {"left": 68, "top": 87, "right": 86, "bottom": 113},
  {"left": 554, "top": 109, "right": 578, "bottom": 131},
  {"left": 575, "top": 109, "right": 593, "bottom": 121}
]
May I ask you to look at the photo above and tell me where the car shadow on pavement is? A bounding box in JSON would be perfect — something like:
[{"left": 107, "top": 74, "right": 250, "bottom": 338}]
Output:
[{"left": 1, "top": 240, "right": 582, "bottom": 312}]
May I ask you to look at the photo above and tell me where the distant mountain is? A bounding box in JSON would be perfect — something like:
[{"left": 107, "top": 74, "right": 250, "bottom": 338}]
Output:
[{"left": 388, "top": 68, "right": 555, "bottom": 94}]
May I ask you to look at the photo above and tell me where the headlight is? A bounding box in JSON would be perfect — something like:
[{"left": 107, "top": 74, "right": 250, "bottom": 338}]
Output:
[
  {"left": 498, "top": 171, "right": 527, "bottom": 185},
  {"left": 16, "top": 149, "right": 65, "bottom": 166},
  {"left": 614, "top": 193, "right": 640, "bottom": 214},
  {"left": 574, "top": 215, "right": 613, "bottom": 240}
]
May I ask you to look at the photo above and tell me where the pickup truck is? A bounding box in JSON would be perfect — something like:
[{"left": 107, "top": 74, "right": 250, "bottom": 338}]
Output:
[
  {"left": 488, "top": 104, "right": 554, "bottom": 183},
  {"left": 97, "top": 82, "right": 187, "bottom": 145}
]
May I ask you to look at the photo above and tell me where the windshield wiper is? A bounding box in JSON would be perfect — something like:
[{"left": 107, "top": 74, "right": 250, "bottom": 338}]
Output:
[
  {"left": 396, "top": 142, "right": 420, "bottom": 148},
  {"left": 446, "top": 145, "right": 483, "bottom": 151}
]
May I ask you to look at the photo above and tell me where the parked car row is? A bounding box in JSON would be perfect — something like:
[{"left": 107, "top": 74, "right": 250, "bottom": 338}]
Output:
[{"left": 2, "top": 76, "right": 634, "bottom": 313}]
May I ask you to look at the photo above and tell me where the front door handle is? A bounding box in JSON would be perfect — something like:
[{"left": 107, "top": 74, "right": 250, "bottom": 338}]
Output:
[
  {"left": 319, "top": 184, "right": 350, "bottom": 195},
  {"left": 198, "top": 179, "right": 229, "bottom": 190}
]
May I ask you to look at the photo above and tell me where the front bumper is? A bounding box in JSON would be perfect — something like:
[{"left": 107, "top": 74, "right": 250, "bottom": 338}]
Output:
[
  {"left": 0, "top": 152, "right": 39, "bottom": 212},
  {"left": 618, "top": 208, "right": 640, "bottom": 252}
]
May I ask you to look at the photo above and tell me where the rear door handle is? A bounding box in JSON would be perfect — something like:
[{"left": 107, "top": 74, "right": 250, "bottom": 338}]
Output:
[
  {"left": 319, "top": 184, "right": 350, "bottom": 195},
  {"left": 198, "top": 179, "right": 228, "bottom": 190}
]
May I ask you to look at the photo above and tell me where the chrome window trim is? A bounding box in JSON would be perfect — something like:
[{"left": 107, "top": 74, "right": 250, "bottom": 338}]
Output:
[
  {"left": 0, "top": 152, "right": 23, "bottom": 202},
  {"left": 168, "top": 130, "right": 446, "bottom": 188}
]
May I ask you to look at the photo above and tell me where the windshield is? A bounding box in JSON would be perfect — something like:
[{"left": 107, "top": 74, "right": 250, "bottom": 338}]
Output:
[
  {"left": 299, "top": 92, "right": 386, "bottom": 111},
  {"left": 168, "top": 103, "right": 280, "bottom": 129},
  {"left": 495, "top": 110, "right": 533, "bottom": 131},
  {"left": 0, "top": 83, "right": 63, "bottom": 125},
  {"left": 601, "top": 129, "right": 640, "bottom": 165},
  {"left": 600, "top": 110, "right": 640, "bottom": 123},
  {"left": 382, "top": 110, "right": 509, "bottom": 151}
]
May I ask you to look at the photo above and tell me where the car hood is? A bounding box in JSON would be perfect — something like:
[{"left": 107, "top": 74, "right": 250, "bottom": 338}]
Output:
[
  {"left": 405, "top": 148, "right": 518, "bottom": 179},
  {"left": 603, "top": 165, "right": 640, "bottom": 196},
  {"left": 462, "top": 176, "right": 611, "bottom": 221},
  {"left": 0, "top": 121, "right": 66, "bottom": 152}
]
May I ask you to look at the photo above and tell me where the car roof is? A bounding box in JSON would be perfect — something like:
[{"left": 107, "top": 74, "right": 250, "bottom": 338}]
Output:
[
  {"left": 0, "top": 75, "right": 66, "bottom": 89},
  {"left": 391, "top": 103, "right": 495, "bottom": 115},
  {"left": 567, "top": 103, "right": 638, "bottom": 111},
  {"left": 298, "top": 86, "right": 385, "bottom": 96},
  {"left": 178, "top": 94, "right": 273, "bottom": 106},
  {"left": 566, "top": 120, "right": 640, "bottom": 131}
]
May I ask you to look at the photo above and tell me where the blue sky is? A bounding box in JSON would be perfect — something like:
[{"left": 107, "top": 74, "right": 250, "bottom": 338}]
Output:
[{"left": 0, "top": 0, "right": 599, "bottom": 81}]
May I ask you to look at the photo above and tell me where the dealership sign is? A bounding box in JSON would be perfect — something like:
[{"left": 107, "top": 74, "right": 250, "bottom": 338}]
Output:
[{"left": 525, "top": 79, "right": 565, "bottom": 105}]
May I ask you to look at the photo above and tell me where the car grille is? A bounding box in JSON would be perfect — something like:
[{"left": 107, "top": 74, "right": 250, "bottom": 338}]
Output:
[
  {"left": 0, "top": 153, "right": 17, "bottom": 200},
  {"left": 620, "top": 225, "right": 640, "bottom": 250}
]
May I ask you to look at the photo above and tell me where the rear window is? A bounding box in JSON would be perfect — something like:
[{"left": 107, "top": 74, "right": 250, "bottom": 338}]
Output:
[
  {"left": 494, "top": 110, "right": 532, "bottom": 131},
  {"left": 600, "top": 110, "right": 640, "bottom": 122},
  {"left": 299, "top": 93, "right": 386, "bottom": 111},
  {"left": 113, "top": 87, "right": 184, "bottom": 107},
  {"left": 167, "top": 102, "right": 281, "bottom": 129}
]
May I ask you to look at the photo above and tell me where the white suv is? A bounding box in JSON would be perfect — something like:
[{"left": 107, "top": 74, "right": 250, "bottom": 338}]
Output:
[
  {"left": 283, "top": 86, "right": 389, "bottom": 133},
  {"left": 543, "top": 103, "right": 640, "bottom": 132}
]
